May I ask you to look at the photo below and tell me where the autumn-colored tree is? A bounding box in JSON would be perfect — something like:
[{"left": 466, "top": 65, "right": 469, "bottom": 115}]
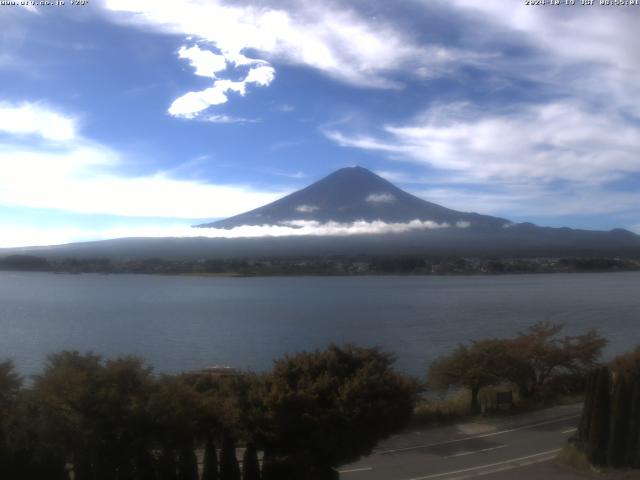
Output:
[
  {"left": 428, "top": 339, "right": 518, "bottom": 413},
  {"left": 611, "top": 346, "right": 640, "bottom": 379},
  {"left": 508, "top": 322, "right": 606, "bottom": 397}
]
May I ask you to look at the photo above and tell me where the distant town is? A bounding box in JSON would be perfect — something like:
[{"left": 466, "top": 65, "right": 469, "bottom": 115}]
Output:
[{"left": 1, "top": 254, "right": 639, "bottom": 276}]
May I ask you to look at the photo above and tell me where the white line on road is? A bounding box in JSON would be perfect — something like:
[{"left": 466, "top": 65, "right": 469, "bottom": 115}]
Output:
[
  {"left": 339, "top": 466, "right": 373, "bottom": 474},
  {"left": 562, "top": 428, "right": 577, "bottom": 434},
  {"left": 377, "top": 415, "right": 579, "bottom": 455},
  {"left": 445, "top": 444, "right": 507, "bottom": 458},
  {"left": 404, "top": 448, "right": 561, "bottom": 480}
]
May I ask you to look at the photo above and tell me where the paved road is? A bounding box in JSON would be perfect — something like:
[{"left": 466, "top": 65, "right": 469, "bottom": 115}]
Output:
[{"left": 338, "top": 404, "right": 586, "bottom": 480}]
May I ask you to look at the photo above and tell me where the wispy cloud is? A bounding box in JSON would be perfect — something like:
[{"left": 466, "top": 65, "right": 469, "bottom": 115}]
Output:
[
  {"left": 101, "top": 0, "right": 483, "bottom": 118},
  {"left": 327, "top": 101, "right": 640, "bottom": 185},
  {"left": 199, "top": 114, "right": 260, "bottom": 124},
  {"left": 0, "top": 102, "right": 282, "bottom": 219},
  {"left": 444, "top": 0, "right": 640, "bottom": 115}
]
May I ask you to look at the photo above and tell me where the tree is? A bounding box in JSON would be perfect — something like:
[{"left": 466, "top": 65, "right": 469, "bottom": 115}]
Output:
[
  {"left": 257, "top": 345, "right": 416, "bottom": 479},
  {"left": 606, "top": 375, "right": 631, "bottom": 467},
  {"left": 149, "top": 375, "right": 204, "bottom": 480},
  {"left": 611, "top": 346, "right": 640, "bottom": 379},
  {"left": 201, "top": 436, "right": 219, "bottom": 480},
  {"left": 0, "top": 360, "right": 21, "bottom": 408},
  {"left": 588, "top": 367, "right": 610, "bottom": 466},
  {"left": 428, "top": 339, "right": 518, "bottom": 413},
  {"left": 177, "top": 443, "right": 199, "bottom": 480},
  {"left": 219, "top": 429, "right": 241, "bottom": 480},
  {"left": 33, "top": 351, "right": 157, "bottom": 480},
  {"left": 242, "top": 442, "right": 261, "bottom": 480},
  {"left": 507, "top": 322, "right": 606, "bottom": 397}
]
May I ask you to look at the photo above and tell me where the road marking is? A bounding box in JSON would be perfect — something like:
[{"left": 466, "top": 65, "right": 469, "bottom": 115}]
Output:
[
  {"left": 562, "top": 428, "right": 577, "bottom": 434},
  {"left": 445, "top": 444, "right": 507, "bottom": 458},
  {"left": 338, "top": 466, "right": 373, "bottom": 474},
  {"left": 377, "top": 415, "right": 579, "bottom": 455},
  {"left": 404, "top": 448, "right": 561, "bottom": 480}
]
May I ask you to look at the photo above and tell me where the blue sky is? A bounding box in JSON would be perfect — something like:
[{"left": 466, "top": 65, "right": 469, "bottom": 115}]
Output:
[{"left": 1, "top": 0, "right": 639, "bottom": 247}]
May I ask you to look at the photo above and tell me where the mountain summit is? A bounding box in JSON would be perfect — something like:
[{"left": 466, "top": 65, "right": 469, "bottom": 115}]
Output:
[{"left": 197, "top": 166, "right": 507, "bottom": 229}]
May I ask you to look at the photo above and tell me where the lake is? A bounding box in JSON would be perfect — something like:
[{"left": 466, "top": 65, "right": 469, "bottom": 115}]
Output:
[{"left": 1, "top": 271, "right": 639, "bottom": 377}]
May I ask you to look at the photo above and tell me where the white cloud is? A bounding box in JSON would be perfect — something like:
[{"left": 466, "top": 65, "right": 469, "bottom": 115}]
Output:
[
  {"left": 295, "top": 204, "right": 319, "bottom": 213},
  {"left": 168, "top": 65, "right": 275, "bottom": 118},
  {"left": 0, "top": 219, "right": 462, "bottom": 248},
  {"left": 276, "top": 219, "right": 451, "bottom": 235},
  {"left": 0, "top": 103, "right": 282, "bottom": 219},
  {"left": 177, "top": 45, "right": 227, "bottom": 78},
  {"left": 0, "top": 102, "right": 76, "bottom": 141},
  {"left": 366, "top": 193, "right": 396, "bottom": 204},
  {"left": 327, "top": 101, "right": 640, "bottom": 185},
  {"left": 200, "top": 114, "right": 260, "bottom": 124},
  {"left": 101, "top": 0, "right": 474, "bottom": 94}
]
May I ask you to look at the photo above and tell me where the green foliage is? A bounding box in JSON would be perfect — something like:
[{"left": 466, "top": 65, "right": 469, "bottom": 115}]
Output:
[
  {"left": 257, "top": 344, "right": 417, "bottom": 477},
  {"left": 607, "top": 375, "right": 631, "bottom": 467},
  {"left": 0, "top": 345, "right": 416, "bottom": 479},
  {"left": 587, "top": 367, "right": 610, "bottom": 466},
  {"left": 577, "top": 350, "right": 640, "bottom": 471}
]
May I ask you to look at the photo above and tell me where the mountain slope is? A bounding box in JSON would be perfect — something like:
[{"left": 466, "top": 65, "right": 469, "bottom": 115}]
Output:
[{"left": 196, "top": 166, "right": 508, "bottom": 229}]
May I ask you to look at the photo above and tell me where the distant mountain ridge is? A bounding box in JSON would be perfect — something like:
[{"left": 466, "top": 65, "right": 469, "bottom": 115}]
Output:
[
  {"left": 196, "top": 166, "right": 509, "bottom": 229},
  {"left": 2, "top": 166, "right": 639, "bottom": 261}
]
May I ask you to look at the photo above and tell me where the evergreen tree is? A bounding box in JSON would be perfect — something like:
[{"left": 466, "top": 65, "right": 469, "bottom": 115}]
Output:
[
  {"left": 177, "top": 444, "right": 199, "bottom": 480},
  {"left": 578, "top": 369, "right": 597, "bottom": 441},
  {"left": 220, "top": 430, "right": 241, "bottom": 480},
  {"left": 625, "top": 379, "right": 640, "bottom": 468},
  {"left": 606, "top": 376, "right": 631, "bottom": 467},
  {"left": 588, "top": 367, "right": 610, "bottom": 466},
  {"left": 202, "top": 437, "right": 219, "bottom": 480},
  {"left": 157, "top": 447, "right": 178, "bottom": 480},
  {"left": 242, "top": 442, "right": 260, "bottom": 480}
]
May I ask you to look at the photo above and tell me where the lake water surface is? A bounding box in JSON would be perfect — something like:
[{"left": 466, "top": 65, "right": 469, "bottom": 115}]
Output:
[{"left": 1, "top": 271, "right": 639, "bottom": 377}]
